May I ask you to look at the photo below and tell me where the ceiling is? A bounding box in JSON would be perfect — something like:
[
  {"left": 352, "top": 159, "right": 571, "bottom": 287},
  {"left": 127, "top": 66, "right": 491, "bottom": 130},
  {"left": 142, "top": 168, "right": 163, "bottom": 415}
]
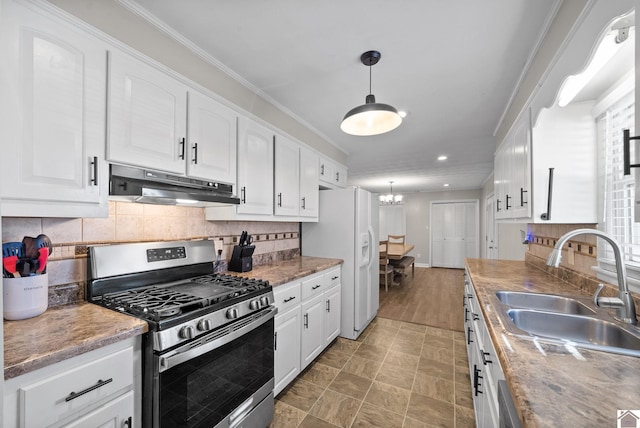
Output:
[{"left": 125, "top": 1, "right": 588, "bottom": 195}]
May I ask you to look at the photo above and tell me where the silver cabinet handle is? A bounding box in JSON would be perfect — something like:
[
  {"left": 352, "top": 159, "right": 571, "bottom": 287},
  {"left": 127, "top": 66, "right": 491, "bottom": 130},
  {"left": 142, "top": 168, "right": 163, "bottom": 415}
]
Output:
[
  {"left": 241, "top": 187, "right": 246, "bottom": 204},
  {"left": 192, "top": 143, "right": 198, "bottom": 164},
  {"left": 277, "top": 193, "right": 282, "bottom": 207},
  {"left": 301, "top": 196, "right": 306, "bottom": 210},
  {"left": 90, "top": 156, "right": 98, "bottom": 186},
  {"left": 65, "top": 378, "right": 113, "bottom": 402},
  {"left": 179, "top": 137, "right": 185, "bottom": 160},
  {"left": 304, "top": 313, "right": 309, "bottom": 328}
]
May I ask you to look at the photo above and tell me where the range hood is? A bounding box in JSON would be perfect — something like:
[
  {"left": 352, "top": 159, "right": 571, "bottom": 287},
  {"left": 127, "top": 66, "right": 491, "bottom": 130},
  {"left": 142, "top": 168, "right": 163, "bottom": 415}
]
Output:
[{"left": 109, "top": 164, "right": 240, "bottom": 206}]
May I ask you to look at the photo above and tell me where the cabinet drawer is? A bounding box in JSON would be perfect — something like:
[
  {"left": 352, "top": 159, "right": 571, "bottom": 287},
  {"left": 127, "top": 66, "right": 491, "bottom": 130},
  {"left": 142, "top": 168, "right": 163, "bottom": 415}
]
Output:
[
  {"left": 20, "top": 347, "right": 133, "bottom": 428},
  {"left": 273, "top": 281, "right": 301, "bottom": 313},
  {"left": 325, "top": 268, "right": 341, "bottom": 288},
  {"left": 301, "top": 273, "right": 325, "bottom": 301}
]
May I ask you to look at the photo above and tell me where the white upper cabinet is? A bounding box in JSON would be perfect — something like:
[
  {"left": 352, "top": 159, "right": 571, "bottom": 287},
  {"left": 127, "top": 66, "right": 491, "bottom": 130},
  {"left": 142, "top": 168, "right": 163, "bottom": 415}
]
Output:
[
  {"left": 108, "top": 50, "right": 187, "bottom": 175},
  {"left": 274, "top": 135, "right": 301, "bottom": 217},
  {"left": 108, "top": 50, "right": 237, "bottom": 185},
  {"left": 274, "top": 135, "right": 319, "bottom": 218},
  {"left": 187, "top": 91, "right": 237, "bottom": 184},
  {"left": 236, "top": 117, "right": 274, "bottom": 215},
  {"left": 299, "top": 146, "right": 319, "bottom": 218},
  {"left": 0, "top": 0, "right": 109, "bottom": 217},
  {"left": 319, "top": 155, "right": 347, "bottom": 189}
]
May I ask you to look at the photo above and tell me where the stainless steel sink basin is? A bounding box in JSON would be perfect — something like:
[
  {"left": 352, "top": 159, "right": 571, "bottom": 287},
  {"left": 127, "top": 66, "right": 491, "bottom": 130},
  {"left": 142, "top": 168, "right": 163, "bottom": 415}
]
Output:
[
  {"left": 505, "top": 309, "right": 640, "bottom": 357},
  {"left": 495, "top": 291, "right": 596, "bottom": 315}
]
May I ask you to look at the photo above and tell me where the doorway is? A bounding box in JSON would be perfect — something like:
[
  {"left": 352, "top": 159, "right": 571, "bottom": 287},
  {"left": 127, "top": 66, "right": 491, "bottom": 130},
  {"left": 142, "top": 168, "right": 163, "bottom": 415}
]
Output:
[{"left": 430, "top": 200, "right": 479, "bottom": 268}]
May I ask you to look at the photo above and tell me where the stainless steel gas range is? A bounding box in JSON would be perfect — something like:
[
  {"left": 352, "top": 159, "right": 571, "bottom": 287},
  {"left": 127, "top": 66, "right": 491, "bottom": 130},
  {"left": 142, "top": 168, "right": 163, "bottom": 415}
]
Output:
[{"left": 87, "top": 240, "right": 275, "bottom": 428}]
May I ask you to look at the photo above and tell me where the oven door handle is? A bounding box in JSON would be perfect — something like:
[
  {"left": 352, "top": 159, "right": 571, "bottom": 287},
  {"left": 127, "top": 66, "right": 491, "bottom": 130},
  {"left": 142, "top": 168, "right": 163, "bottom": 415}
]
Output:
[{"left": 159, "top": 306, "right": 277, "bottom": 373}]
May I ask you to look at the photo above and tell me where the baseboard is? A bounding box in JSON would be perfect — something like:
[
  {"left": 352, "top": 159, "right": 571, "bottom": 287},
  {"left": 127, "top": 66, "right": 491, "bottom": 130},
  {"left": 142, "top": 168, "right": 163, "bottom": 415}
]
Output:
[{"left": 415, "top": 263, "right": 430, "bottom": 268}]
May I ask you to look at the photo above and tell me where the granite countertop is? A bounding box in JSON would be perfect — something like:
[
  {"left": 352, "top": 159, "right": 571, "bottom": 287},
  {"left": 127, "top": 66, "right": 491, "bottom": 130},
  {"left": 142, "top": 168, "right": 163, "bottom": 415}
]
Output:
[
  {"left": 465, "top": 258, "right": 640, "bottom": 427},
  {"left": 226, "top": 256, "right": 343, "bottom": 286},
  {"left": 4, "top": 302, "right": 148, "bottom": 380},
  {"left": 4, "top": 256, "right": 340, "bottom": 380}
]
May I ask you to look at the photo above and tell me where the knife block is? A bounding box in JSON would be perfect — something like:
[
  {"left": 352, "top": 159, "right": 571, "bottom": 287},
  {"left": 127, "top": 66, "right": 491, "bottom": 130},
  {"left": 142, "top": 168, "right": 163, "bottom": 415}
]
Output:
[{"left": 228, "top": 245, "right": 255, "bottom": 272}]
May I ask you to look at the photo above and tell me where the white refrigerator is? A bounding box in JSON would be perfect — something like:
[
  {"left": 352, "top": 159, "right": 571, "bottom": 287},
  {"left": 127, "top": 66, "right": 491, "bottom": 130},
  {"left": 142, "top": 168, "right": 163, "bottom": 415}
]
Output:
[{"left": 301, "top": 187, "right": 379, "bottom": 340}]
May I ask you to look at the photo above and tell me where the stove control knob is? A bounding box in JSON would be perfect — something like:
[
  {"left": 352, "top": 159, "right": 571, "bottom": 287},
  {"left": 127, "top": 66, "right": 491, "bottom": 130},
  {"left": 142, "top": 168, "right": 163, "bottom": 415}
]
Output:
[
  {"left": 197, "top": 319, "right": 212, "bottom": 331},
  {"left": 260, "top": 296, "right": 270, "bottom": 307},
  {"left": 226, "top": 308, "right": 238, "bottom": 319},
  {"left": 179, "top": 326, "right": 195, "bottom": 340},
  {"left": 249, "top": 300, "right": 260, "bottom": 310}
]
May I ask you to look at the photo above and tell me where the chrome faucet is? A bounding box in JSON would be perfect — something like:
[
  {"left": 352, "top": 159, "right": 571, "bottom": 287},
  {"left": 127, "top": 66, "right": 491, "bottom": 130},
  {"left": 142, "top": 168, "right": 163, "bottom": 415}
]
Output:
[{"left": 546, "top": 228, "right": 637, "bottom": 324}]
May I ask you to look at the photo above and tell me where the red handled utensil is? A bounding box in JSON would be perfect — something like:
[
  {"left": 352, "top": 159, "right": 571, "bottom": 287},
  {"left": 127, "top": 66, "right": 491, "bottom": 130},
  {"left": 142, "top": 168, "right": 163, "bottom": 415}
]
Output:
[
  {"left": 35, "top": 247, "right": 49, "bottom": 274},
  {"left": 2, "top": 255, "right": 20, "bottom": 278}
]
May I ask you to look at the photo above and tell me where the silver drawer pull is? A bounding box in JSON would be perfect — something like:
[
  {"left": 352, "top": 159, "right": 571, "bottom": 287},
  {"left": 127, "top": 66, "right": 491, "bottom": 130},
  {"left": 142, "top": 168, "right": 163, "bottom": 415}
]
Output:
[{"left": 65, "top": 378, "right": 113, "bottom": 402}]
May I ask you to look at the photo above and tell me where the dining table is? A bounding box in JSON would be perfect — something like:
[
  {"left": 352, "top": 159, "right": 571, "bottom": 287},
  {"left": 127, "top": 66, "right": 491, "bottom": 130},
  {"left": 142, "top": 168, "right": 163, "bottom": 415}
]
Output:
[{"left": 383, "top": 242, "right": 414, "bottom": 260}]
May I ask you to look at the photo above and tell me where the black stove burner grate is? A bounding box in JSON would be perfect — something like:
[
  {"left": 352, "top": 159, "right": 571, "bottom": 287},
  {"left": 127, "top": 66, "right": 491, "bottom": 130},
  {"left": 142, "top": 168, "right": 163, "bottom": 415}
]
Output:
[{"left": 99, "top": 273, "right": 270, "bottom": 322}]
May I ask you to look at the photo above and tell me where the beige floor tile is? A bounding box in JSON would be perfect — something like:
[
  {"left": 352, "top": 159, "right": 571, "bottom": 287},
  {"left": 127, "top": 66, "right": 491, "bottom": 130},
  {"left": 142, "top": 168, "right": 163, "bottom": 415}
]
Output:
[
  {"left": 395, "top": 328, "right": 426, "bottom": 343},
  {"left": 421, "top": 345, "right": 454, "bottom": 362},
  {"left": 270, "top": 400, "right": 307, "bottom": 428},
  {"left": 354, "top": 343, "right": 389, "bottom": 362},
  {"left": 385, "top": 350, "right": 420, "bottom": 372},
  {"left": 309, "top": 390, "right": 361, "bottom": 428},
  {"left": 342, "top": 355, "right": 382, "bottom": 380},
  {"left": 330, "top": 337, "right": 361, "bottom": 355},
  {"left": 364, "top": 380, "right": 411, "bottom": 414},
  {"left": 376, "top": 362, "right": 416, "bottom": 391},
  {"left": 424, "top": 333, "right": 454, "bottom": 349},
  {"left": 362, "top": 331, "right": 396, "bottom": 348},
  {"left": 406, "top": 392, "right": 455, "bottom": 427},
  {"left": 328, "top": 371, "right": 373, "bottom": 400},
  {"left": 300, "top": 362, "right": 341, "bottom": 388},
  {"left": 417, "top": 357, "right": 454, "bottom": 381},
  {"left": 375, "top": 317, "right": 402, "bottom": 328},
  {"left": 298, "top": 414, "right": 340, "bottom": 428},
  {"left": 317, "top": 348, "right": 352, "bottom": 370},
  {"left": 454, "top": 346, "right": 469, "bottom": 367},
  {"left": 454, "top": 381, "right": 474, "bottom": 409},
  {"left": 399, "top": 321, "right": 428, "bottom": 333},
  {"left": 351, "top": 402, "right": 404, "bottom": 428},
  {"left": 454, "top": 363, "right": 471, "bottom": 385},
  {"left": 278, "top": 379, "right": 326, "bottom": 412},
  {"left": 412, "top": 372, "right": 455, "bottom": 404},
  {"left": 403, "top": 416, "right": 440, "bottom": 427},
  {"left": 424, "top": 326, "right": 454, "bottom": 338},
  {"left": 390, "top": 338, "right": 423, "bottom": 356},
  {"left": 455, "top": 404, "right": 476, "bottom": 428}
]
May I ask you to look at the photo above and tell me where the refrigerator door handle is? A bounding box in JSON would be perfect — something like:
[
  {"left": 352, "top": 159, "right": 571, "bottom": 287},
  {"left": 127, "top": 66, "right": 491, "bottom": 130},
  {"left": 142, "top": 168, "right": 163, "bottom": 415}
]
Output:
[{"left": 367, "top": 226, "right": 376, "bottom": 271}]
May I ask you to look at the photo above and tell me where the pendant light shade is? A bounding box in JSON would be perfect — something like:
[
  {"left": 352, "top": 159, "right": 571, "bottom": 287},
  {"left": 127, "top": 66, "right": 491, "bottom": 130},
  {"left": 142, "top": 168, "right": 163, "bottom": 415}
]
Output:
[{"left": 341, "top": 51, "right": 402, "bottom": 136}]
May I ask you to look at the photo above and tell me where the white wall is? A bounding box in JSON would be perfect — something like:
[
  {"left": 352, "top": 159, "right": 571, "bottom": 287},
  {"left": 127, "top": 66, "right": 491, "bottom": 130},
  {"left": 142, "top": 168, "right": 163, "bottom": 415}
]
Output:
[{"left": 404, "top": 189, "right": 482, "bottom": 267}]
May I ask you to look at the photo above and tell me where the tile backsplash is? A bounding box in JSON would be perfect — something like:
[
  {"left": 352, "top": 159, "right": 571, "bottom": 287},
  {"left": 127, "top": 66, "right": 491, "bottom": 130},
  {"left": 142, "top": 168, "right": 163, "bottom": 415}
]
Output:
[{"left": 2, "top": 201, "right": 300, "bottom": 306}]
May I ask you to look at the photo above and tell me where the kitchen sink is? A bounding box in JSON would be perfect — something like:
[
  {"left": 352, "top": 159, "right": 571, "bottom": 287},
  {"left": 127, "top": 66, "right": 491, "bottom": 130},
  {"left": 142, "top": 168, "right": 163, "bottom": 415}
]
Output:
[
  {"left": 495, "top": 291, "right": 596, "bottom": 315},
  {"left": 503, "top": 308, "right": 640, "bottom": 357}
]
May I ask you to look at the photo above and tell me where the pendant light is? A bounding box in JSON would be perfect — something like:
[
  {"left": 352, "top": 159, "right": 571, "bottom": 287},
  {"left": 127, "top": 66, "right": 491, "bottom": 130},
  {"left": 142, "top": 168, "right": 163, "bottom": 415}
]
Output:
[
  {"left": 379, "top": 181, "right": 403, "bottom": 205},
  {"left": 340, "top": 50, "right": 402, "bottom": 136}
]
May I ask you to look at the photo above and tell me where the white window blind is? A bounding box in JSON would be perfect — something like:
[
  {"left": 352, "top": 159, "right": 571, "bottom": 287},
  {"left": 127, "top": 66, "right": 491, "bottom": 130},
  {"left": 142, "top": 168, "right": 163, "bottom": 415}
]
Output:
[{"left": 597, "top": 89, "right": 639, "bottom": 286}]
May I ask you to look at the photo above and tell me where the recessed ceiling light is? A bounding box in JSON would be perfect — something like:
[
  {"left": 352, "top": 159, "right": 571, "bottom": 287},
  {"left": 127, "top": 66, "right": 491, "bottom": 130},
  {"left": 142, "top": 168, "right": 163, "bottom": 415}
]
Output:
[
  {"left": 437, "top": 155, "right": 448, "bottom": 161},
  {"left": 443, "top": 183, "right": 450, "bottom": 187}
]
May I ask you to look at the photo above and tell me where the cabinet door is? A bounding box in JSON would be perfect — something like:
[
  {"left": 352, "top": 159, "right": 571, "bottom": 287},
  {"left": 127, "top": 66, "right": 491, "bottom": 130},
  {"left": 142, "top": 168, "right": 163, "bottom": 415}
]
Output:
[
  {"left": 237, "top": 117, "right": 274, "bottom": 215},
  {"left": 510, "top": 116, "right": 531, "bottom": 218},
  {"left": 63, "top": 390, "right": 134, "bottom": 428},
  {"left": 318, "top": 157, "right": 336, "bottom": 184},
  {"left": 493, "top": 144, "right": 509, "bottom": 220},
  {"left": 274, "top": 307, "right": 301, "bottom": 396},
  {"left": 0, "top": 1, "right": 108, "bottom": 217},
  {"left": 299, "top": 147, "right": 319, "bottom": 218},
  {"left": 323, "top": 285, "right": 341, "bottom": 346},
  {"left": 187, "top": 91, "right": 237, "bottom": 184},
  {"left": 301, "top": 294, "right": 324, "bottom": 369},
  {"left": 274, "top": 135, "right": 300, "bottom": 216},
  {"left": 108, "top": 50, "right": 187, "bottom": 174},
  {"left": 335, "top": 164, "right": 348, "bottom": 187}
]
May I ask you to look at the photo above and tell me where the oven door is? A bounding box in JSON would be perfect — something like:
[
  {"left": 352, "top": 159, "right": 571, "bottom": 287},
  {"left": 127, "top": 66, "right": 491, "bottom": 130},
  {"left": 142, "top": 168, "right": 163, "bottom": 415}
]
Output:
[{"left": 152, "top": 306, "right": 276, "bottom": 428}]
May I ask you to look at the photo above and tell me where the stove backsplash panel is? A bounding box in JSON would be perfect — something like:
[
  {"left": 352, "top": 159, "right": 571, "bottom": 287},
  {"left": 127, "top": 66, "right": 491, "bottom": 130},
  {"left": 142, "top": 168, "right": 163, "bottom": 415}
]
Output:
[{"left": 1, "top": 201, "right": 299, "bottom": 306}]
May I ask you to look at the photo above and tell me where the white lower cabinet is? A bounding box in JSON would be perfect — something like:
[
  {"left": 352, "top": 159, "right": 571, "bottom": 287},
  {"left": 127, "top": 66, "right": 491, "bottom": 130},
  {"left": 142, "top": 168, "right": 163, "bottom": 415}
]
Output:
[
  {"left": 463, "top": 271, "right": 507, "bottom": 428},
  {"left": 4, "top": 337, "right": 140, "bottom": 428},
  {"left": 273, "top": 266, "right": 342, "bottom": 395}
]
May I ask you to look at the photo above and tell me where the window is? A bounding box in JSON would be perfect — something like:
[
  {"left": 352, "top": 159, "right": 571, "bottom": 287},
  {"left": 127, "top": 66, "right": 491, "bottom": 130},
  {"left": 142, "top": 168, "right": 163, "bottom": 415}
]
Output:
[{"left": 597, "top": 88, "right": 640, "bottom": 289}]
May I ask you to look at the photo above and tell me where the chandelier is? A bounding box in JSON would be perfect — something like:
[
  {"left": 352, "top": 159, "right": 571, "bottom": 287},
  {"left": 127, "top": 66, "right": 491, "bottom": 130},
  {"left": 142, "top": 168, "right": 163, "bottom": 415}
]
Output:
[{"left": 379, "top": 181, "right": 403, "bottom": 205}]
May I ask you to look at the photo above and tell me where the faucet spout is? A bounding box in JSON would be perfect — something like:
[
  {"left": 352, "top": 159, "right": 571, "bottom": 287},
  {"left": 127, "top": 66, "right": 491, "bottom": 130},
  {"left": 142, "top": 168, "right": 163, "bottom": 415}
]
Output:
[{"left": 546, "top": 228, "right": 637, "bottom": 324}]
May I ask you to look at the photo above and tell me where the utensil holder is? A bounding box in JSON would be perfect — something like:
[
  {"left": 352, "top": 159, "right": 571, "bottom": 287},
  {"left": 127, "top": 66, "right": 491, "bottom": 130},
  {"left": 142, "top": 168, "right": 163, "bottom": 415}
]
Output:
[
  {"left": 228, "top": 245, "right": 255, "bottom": 272},
  {"left": 3, "top": 274, "right": 48, "bottom": 320}
]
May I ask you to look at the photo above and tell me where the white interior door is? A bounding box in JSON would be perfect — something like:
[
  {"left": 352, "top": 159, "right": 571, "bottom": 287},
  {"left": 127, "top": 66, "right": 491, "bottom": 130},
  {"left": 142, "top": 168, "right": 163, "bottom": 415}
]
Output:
[
  {"left": 486, "top": 194, "right": 498, "bottom": 259},
  {"left": 431, "top": 201, "right": 479, "bottom": 268}
]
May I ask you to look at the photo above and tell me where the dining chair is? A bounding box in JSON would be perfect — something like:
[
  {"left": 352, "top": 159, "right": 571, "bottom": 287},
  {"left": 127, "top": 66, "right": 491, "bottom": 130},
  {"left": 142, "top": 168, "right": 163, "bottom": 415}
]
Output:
[{"left": 379, "top": 240, "right": 395, "bottom": 292}]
